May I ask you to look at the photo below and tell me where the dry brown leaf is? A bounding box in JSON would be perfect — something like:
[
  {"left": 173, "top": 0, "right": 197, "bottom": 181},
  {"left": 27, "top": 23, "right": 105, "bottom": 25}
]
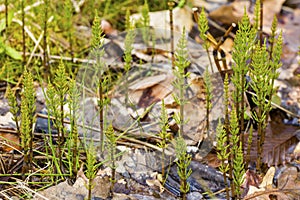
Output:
[
  {"left": 245, "top": 166, "right": 300, "bottom": 200},
  {"left": 101, "top": 19, "right": 118, "bottom": 37},
  {"left": 242, "top": 168, "right": 263, "bottom": 197},
  {"left": 276, "top": 166, "right": 300, "bottom": 190},
  {"left": 129, "top": 74, "right": 174, "bottom": 108},
  {"left": 146, "top": 179, "right": 165, "bottom": 193},
  {"left": 260, "top": 166, "right": 276, "bottom": 188},
  {"left": 209, "top": 1, "right": 247, "bottom": 25},
  {"left": 245, "top": 124, "right": 299, "bottom": 167},
  {"left": 129, "top": 74, "right": 168, "bottom": 91},
  {"left": 209, "top": 0, "right": 286, "bottom": 27},
  {"left": 0, "top": 132, "right": 21, "bottom": 152},
  {"left": 130, "top": 6, "right": 194, "bottom": 39}
]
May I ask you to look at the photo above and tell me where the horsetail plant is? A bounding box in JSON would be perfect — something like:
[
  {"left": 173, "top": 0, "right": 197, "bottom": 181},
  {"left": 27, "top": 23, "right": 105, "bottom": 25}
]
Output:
[
  {"left": 249, "top": 33, "right": 282, "bottom": 173},
  {"left": 172, "top": 27, "right": 190, "bottom": 137},
  {"left": 250, "top": 43, "right": 271, "bottom": 174},
  {"left": 223, "top": 73, "right": 234, "bottom": 198},
  {"left": 197, "top": 7, "right": 213, "bottom": 72},
  {"left": 91, "top": 12, "right": 106, "bottom": 152},
  {"left": 20, "top": 70, "right": 36, "bottom": 179},
  {"left": 268, "top": 16, "right": 278, "bottom": 60},
  {"left": 105, "top": 124, "right": 118, "bottom": 197},
  {"left": 175, "top": 136, "right": 192, "bottom": 200},
  {"left": 246, "top": 124, "right": 253, "bottom": 168},
  {"left": 157, "top": 99, "right": 172, "bottom": 183},
  {"left": 253, "top": 0, "right": 263, "bottom": 46},
  {"left": 172, "top": 27, "right": 192, "bottom": 200},
  {"left": 268, "top": 30, "right": 283, "bottom": 106},
  {"left": 231, "top": 10, "right": 256, "bottom": 149},
  {"left": 67, "top": 79, "right": 80, "bottom": 179},
  {"left": 230, "top": 106, "right": 244, "bottom": 199},
  {"left": 216, "top": 119, "right": 230, "bottom": 200},
  {"left": 7, "top": 85, "right": 20, "bottom": 134},
  {"left": 46, "top": 60, "right": 69, "bottom": 171},
  {"left": 124, "top": 9, "right": 135, "bottom": 105},
  {"left": 85, "top": 141, "right": 97, "bottom": 200}
]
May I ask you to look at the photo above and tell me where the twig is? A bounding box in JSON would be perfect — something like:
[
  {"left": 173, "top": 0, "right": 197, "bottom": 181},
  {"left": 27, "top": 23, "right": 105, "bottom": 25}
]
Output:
[
  {"left": 246, "top": 90, "right": 300, "bottom": 119},
  {"left": 0, "top": 187, "right": 14, "bottom": 200},
  {"left": 25, "top": 31, "right": 44, "bottom": 69},
  {"left": 207, "top": 18, "right": 235, "bottom": 39},
  {"left": 16, "top": 179, "right": 50, "bottom": 200},
  {"left": 14, "top": 1, "right": 44, "bottom": 15}
]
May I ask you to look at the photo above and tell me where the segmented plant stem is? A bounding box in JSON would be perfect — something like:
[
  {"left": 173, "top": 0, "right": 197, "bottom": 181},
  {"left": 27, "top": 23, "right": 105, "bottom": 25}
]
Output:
[{"left": 168, "top": 1, "right": 175, "bottom": 69}]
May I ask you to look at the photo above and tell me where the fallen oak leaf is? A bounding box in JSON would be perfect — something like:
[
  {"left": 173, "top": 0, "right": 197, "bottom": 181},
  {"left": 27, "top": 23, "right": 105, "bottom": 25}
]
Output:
[
  {"left": 242, "top": 167, "right": 263, "bottom": 197},
  {"left": 146, "top": 177, "right": 165, "bottom": 193},
  {"left": 245, "top": 165, "right": 300, "bottom": 199}
]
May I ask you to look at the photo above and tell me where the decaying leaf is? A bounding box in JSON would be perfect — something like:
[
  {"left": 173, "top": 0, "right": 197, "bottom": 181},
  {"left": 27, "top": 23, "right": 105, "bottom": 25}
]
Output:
[
  {"left": 130, "top": 6, "right": 194, "bottom": 39},
  {"left": 245, "top": 165, "right": 300, "bottom": 200},
  {"left": 101, "top": 19, "right": 118, "bottom": 37},
  {"left": 0, "top": 132, "right": 21, "bottom": 152},
  {"left": 129, "top": 74, "right": 168, "bottom": 91},
  {"left": 146, "top": 178, "right": 165, "bottom": 193},
  {"left": 245, "top": 124, "right": 300, "bottom": 167},
  {"left": 260, "top": 166, "right": 276, "bottom": 188},
  {"left": 129, "top": 74, "right": 174, "bottom": 108},
  {"left": 243, "top": 168, "right": 262, "bottom": 190},
  {"left": 209, "top": 0, "right": 286, "bottom": 28}
]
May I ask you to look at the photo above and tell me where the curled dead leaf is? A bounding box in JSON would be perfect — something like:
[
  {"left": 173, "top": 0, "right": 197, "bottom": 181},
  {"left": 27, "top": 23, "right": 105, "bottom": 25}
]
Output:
[
  {"left": 0, "top": 132, "right": 21, "bottom": 152},
  {"left": 146, "top": 178, "right": 165, "bottom": 193}
]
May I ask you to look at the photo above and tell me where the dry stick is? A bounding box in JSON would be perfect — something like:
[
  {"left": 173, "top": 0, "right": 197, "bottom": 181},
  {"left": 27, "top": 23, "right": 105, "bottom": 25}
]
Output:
[
  {"left": 212, "top": 23, "right": 236, "bottom": 72},
  {"left": 246, "top": 90, "right": 300, "bottom": 117},
  {"left": 220, "top": 24, "right": 236, "bottom": 70},
  {"left": 15, "top": 1, "right": 44, "bottom": 15},
  {"left": 213, "top": 49, "right": 222, "bottom": 73},
  {"left": 26, "top": 31, "right": 44, "bottom": 69},
  {"left": 0, "top": 154, "right": 87, "bottom": 161},
  {"left": 207, "top": 18, "right": 235, "bottom": 39},
  {"left": 12, "top": 19, "right": 44, "bottom": 52},
  {"left": 168, "top": 1, "right": 175, "bottom": 69}
]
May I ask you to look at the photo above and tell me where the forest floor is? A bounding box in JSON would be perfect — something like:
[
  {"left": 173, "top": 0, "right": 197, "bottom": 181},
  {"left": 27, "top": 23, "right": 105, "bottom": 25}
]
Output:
[{"left": 0, "top": 0, "right": 300, "bottom": 199}]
